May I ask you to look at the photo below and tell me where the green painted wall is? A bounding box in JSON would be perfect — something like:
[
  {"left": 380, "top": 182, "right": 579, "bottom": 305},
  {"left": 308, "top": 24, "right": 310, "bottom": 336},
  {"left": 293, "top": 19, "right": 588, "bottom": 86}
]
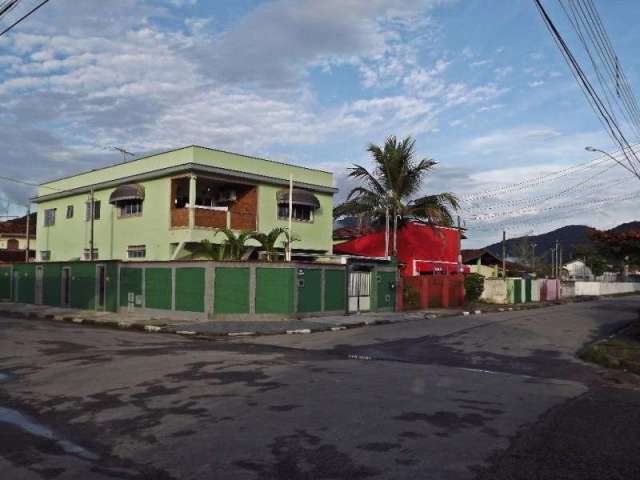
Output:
[
  {"left": 324, "top": 269, "right": 346, "bottom": 312},
  {"left": 255, "top": 267, "right": 294, "bottom": 314},
  {"left": 13, "top": 264, "right": 35, "bottom": 304},
  {"left": 257, "top": 184, "right": 333, "bottom": 253},
  {"left": 120, "top": 267, "right": 142, "bottom": 307},
  {"left": 145, "top": 268, "right": 172, "bottom": 310},
  {"left": 105, "top": 263, "right": 118, "bottom": 312},
  {"left": 0, "top": 266, "right": 11, "bottom": 301},
  {"left": 69, "top": 263, "right": 95, "bottom": 310},
  {"left": 297, "top": 268, "right": 322, "bottom": 313},
  {"left": 35, "top": 147, "right": 335, "bottom": 261},
  {"left": 376, "top": 271, "right": 396, "bottom": 311},
  {"left": 525, "top": 278, "right": 532, "bottom": 303},
  {"left": 214, "top": 267, "right": 250, "bottom": 314},
  {"left": 513, "top": 279, "right": 523, "bottom": 304},
  {"left": 42, "top": 264, "right": 62, "bottom": 307},
  {"left": 175, "top": 267, "right": 205, "bottom": 312}
]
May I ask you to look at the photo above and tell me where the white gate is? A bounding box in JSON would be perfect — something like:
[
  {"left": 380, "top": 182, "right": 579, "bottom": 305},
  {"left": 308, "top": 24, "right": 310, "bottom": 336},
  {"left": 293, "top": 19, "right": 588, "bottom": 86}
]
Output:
[{"left": 348, "top": 271, "right": 371, "bottom": 313}]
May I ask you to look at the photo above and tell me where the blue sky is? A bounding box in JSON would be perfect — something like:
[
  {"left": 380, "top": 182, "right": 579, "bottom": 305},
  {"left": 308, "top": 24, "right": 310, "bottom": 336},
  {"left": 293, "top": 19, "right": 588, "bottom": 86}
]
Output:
[{"left": 1, "top": 0, "right": 639, "bottom": 246}]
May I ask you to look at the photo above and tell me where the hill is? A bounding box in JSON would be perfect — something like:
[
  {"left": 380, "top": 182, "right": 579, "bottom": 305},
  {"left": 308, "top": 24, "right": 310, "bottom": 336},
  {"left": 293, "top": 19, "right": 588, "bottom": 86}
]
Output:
[{"left": 483, "top": 221, "right": 640, "bottom": 261}]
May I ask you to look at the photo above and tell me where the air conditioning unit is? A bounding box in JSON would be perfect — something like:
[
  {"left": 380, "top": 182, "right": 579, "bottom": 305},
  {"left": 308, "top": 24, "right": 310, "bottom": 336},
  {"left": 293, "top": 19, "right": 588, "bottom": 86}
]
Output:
[{"left": 217, "top": 190, "right": 237, "bottom": 203}]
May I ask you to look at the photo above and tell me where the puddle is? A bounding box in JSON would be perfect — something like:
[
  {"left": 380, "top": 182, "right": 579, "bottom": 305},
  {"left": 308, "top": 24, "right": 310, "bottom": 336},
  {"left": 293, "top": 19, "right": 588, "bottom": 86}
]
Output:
[{"left": 0, "top": 370, "right": 99, "bottom": 461}]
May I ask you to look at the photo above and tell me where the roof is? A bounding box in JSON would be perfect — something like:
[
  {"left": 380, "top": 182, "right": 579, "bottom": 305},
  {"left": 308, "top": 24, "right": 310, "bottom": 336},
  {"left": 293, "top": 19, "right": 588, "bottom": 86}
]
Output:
[
  {"left": 0, "top": 214, "right": 36, "bottom": 236},
  {"left": 461, "top": 249, "right": 502, "bottom": 264},
  {"left": 333, "top": 225, "right": 376, "bottom": 241}
]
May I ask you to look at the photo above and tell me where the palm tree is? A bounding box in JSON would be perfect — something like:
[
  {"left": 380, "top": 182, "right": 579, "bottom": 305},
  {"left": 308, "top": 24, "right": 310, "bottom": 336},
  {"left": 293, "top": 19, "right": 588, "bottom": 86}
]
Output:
[
  {"left": 334, "top": 135, "right": 459, "bottom": 255},
  {"left": 250, "top": 227, "right": 288, "bottom": 262},
  {"left": 189, "top": 239, "right": 227, "bottom": 260},
  {"left": 215, "top": 228, "right": 254, "bottom": 261}
]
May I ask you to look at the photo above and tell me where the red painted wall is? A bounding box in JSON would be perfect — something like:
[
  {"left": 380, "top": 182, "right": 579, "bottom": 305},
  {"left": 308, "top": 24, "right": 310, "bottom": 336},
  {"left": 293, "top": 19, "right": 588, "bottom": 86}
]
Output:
[{"left": 334, "top": 222, "right": 463, "bottom": 276}]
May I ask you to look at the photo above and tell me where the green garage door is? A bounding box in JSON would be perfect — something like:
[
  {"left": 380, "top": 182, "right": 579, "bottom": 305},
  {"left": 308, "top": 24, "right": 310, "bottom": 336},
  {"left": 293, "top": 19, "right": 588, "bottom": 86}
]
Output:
[
  {"left": 42, "top": 264, "right": 62, "bottom": 307},
  {"left": 145, "top": 268, "right": 172, "bottom": 310},
  {"left": 70, "top": 263, "right": 96, "bottom": 310},
  {"left": 324, "top": 269, "right": 346, "bottom": 312},
  {"left": 175, "top": 267, "right": 205, "bottom": 313},
  {"left": 513, "top": 279, "right": 523, "bottom": 304},
  {"left": 297, "top": 269, "right": 322, "bottom": 313},
  {"left": 14, "top": 264, "right": 35, "bottom": 304},
  {"left": 255, "top": 268, "right": 294, "bottom": 314},
  {"left": 214, "top": 267, "right": 250, "bottom": 314},
  {"left": 120, "top": 268, "right": 143, "bottom": 308}
]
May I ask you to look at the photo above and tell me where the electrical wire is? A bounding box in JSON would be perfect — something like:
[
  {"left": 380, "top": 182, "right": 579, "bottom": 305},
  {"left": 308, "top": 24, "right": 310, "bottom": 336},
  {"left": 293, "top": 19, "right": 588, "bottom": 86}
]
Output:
[{"left": 0, "top": 0, "right": 51, "bottom": 37}]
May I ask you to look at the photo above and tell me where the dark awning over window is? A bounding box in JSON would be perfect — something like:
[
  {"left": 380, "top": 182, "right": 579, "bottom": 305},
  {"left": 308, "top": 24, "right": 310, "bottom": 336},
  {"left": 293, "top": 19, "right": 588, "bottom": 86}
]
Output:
[
  {"left": 276, "top": 189, "right": 320, "bottom": 209},
  {"left": 109, "top": 184, "right": 145, "bottom": 204}
]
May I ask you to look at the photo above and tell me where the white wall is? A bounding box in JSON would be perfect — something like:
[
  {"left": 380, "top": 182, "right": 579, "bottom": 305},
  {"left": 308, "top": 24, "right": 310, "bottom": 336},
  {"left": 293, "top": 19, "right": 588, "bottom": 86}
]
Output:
[
  {"left": 574, "top": 282, "right": 640, "bottom": 296},
  {"left": 481, "top": 279, "right": 508, "bottom": 304}
]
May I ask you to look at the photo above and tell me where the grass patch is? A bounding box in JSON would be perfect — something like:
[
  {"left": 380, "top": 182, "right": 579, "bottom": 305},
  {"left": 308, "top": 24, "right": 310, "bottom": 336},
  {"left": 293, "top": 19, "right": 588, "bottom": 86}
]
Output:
[{"left": 579, "top": 320, "right": 640, "bottom": 375}]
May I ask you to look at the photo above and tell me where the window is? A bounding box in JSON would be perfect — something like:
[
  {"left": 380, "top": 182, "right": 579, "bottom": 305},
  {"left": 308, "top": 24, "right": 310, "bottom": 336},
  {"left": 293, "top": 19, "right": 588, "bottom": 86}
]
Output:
[
  {"left": 278, "top": 204, "right": 313, "bottom": 222},
  {"left": 44, "top": 208, "right": 56, "bottom": 226},
  {"left": 119, "top": 200, "right": 143, "bottom": 217},
  {"left": 40, "top": 251, "right": 51, "bottom": 261},
  {"left": 83, "top": 248, "right": 99, "bottom": 260},
  {"left": 85, "top": 200, "right": 101, "bottom": 221},
  {"left": 6, "top": 239, "right": 19, "bottom": 250},
  {"left": 127, "top": 245, "right": 146, "bottom": 259},
  {"left": 66, "top": 205, "right": 74, "bottom": 219}
]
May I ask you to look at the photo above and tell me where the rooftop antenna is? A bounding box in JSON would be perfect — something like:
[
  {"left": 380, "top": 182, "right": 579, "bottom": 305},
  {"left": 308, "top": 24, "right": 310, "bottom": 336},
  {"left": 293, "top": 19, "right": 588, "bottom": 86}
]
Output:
[{"left": 106, "top": 146, "right": 136, "bottom": 162}]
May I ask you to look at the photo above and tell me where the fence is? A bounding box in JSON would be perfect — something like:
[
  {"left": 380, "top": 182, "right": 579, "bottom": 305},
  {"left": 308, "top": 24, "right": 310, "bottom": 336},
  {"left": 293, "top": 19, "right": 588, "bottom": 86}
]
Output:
[
  {"left": 0, "top": 260, "right": 398, "bottom": 319},
  {"left": 400, "top": 274, "right": 465, "bottom": 311},
  {"left": 481, "top": 278, "right": 560, "bottom": 304}
]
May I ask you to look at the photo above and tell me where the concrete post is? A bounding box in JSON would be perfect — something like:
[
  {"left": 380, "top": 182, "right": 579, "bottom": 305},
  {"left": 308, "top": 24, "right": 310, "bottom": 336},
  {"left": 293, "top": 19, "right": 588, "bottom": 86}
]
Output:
[{"left": 188, "top": 174, "right": 197, "bottom": 230}]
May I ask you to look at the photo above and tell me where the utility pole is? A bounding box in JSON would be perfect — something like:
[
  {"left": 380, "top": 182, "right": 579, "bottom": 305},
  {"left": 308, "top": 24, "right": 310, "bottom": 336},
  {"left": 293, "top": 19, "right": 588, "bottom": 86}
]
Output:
[
  {"left": 502, "top": 230, "right": 507, "bottom": 278},
  {"left": 89, "top": 188, "right": 95, "bottom": 261},
  {"left": 392, "top": 192, "right": 398, "bottom": 257},
  {"left": 555, "top": 240, "right": 560, "bottom": 279},
  {"left": 286, "top": 174, "right": 293, "bottom": 262},
  {"left": 531, "top": 243, "right": 537, "bottom": 273},
  {"left": 550, "top": 247, "right": 555, "bottom": 278},
  {"left": 25, "top": 204, "right": 30, "bottom": 262},
  {"left": 457, "top": 215, "right": 462, "bottom": 273},
  {"left": 559, "top": 245, "right": 563, "bottom": 279},
  {"left": 384, "top": 192, "right": 390, "bottom": 259}
]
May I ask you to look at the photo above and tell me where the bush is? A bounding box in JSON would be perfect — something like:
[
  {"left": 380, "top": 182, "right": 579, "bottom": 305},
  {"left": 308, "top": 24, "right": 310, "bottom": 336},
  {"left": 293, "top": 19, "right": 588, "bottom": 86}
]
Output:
[{"left": 464, "top": 273, "right": 485, "bottom": 302}]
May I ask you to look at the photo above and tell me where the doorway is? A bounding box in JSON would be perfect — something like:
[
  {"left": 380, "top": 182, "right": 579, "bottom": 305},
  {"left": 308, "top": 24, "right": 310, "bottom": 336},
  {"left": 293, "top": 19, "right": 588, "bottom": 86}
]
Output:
[
  {"left": 61, "top": 268, "right": 71, "bottom": 307},
  {"left": 35, "top": 266, "right": 43, "bottom": 305},
  {"left": 348, "top": 270, "right": 371, "bottom": 313},
  {"left": 96, "top": 264, "right": 106, "bottom": 311}
]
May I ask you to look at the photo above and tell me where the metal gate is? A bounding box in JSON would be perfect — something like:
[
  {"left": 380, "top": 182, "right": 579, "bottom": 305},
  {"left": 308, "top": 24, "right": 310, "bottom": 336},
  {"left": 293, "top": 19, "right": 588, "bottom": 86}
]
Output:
[{"left": 348, "top": 271, "right": 371, "bottom": 313}]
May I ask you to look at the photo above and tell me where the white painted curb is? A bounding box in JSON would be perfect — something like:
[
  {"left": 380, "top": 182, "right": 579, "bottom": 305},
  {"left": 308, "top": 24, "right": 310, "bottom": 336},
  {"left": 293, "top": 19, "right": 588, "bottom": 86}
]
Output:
[
  {"left": 228, "top": 331, "right": 256, "bottom": 336},
  {"left": 144, "top": 325, "right": 162, "bottom": 332},
  {"left": 286, "top": 328, "right": 312, "bottom": 334},
  {"left": 177, "top": 330, "right": 196, "bottom": 336},
  {"left": 474, "top": 310, "right": 482, "bottom": 315},
  {"left": 330, "top": 326, "right": 347, "bottom": 331},
  {"left": 462, "top": 311, "right": 470, "bottom": 316},
  {"left": 72, "top": 318, "right": 84, "bottom": 324}
]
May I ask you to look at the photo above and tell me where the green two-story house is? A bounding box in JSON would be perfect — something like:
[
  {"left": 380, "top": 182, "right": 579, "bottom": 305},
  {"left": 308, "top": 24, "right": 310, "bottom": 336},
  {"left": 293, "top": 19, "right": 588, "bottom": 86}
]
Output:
[{"left": 33, "top": 146, "right": 336, "bottom": 261}]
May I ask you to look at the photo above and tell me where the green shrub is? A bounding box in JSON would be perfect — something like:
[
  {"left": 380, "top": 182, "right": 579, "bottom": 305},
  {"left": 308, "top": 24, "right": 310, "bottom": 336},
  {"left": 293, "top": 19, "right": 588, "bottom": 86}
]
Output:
[
  {"left": 403, "top": 284, "right": 420, "bottom": 310},
  {"left": 464, "top": 273, "right": 485, "bottom": 302}
]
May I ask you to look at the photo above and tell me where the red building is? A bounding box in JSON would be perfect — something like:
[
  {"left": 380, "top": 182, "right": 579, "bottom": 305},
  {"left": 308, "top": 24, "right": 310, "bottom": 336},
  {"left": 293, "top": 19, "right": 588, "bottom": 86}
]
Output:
[{"left": 334, "top": 222, "right": 467, "bottom": 277}]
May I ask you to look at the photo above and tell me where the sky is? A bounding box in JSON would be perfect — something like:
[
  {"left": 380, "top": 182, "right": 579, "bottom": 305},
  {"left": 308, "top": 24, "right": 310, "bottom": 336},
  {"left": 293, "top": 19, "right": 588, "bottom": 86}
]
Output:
[{"left": 1, "top": 0, "right": 640, "bottom": 247}]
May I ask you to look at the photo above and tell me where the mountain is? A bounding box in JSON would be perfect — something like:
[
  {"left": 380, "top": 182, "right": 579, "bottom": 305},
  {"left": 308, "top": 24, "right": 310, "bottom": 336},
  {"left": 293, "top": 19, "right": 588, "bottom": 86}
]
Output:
[{"left": 482, "top": 221, "right": 640, "bottom": 261}]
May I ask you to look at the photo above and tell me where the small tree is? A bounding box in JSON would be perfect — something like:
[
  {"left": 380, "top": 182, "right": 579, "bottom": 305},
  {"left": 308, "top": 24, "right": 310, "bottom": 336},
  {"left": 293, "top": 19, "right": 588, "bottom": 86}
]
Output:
[
  {"left": 215, "top": 228, "right": 254, "bottom": 261},
  {"left": 464, "top": 273, "right": 485, "bottom": 302},
  {"left": 250, "top": 227, "right": 289, "bottom": 262},
  {"left": 190, "top": 239, "right": 227, "bottom": 260}
]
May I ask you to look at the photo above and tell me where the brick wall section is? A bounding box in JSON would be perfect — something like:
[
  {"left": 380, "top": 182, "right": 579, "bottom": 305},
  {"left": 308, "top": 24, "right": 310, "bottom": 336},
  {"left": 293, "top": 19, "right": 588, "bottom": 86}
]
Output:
[
  {"left": 195, "top": 209, "right": 227, "bottom": 228},
  {"left": 230, "top": 186, "right": 257, "bottom": 230},
  {"left": 171, "top": 209, "right": 189, "bottom": 228}
]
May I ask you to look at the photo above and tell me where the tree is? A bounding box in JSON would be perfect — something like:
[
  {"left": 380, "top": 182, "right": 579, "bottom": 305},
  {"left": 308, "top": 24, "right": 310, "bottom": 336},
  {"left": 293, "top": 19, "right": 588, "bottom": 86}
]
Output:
[
  {"left": 334, "top": 135, "right": 459, "bottom": 254},
  {"left": 249, "top": 227, "right": 299, "bottom": 262},
  {"left": 215, "top": 228, "right": 254, "bottom": 261},
  {"left": 189, "top": 239, "right": 227, "bottom": 260}
]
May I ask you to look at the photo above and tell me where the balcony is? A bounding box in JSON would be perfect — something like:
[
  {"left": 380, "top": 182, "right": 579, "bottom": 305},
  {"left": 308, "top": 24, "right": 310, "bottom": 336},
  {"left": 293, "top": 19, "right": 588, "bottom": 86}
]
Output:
[{"left": 170, "top": 176, "right": 257, "bottom": 231}]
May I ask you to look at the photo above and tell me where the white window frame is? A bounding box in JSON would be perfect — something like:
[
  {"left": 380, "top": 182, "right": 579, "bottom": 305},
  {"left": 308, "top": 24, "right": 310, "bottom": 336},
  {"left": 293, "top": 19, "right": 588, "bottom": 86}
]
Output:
[
  {"left": 44, "top": 208, "right": 56, "bottom": 226},
  {"left": 83, "top": 248, "right": 99, "bottom": 260},
  {"left": 40, "top": 251, "right": 51, "bottom": 261},
  {"left": 127, "top": 245, "right": 146, "bottom": 259},
  {"left": 119, "top": 200, "right": 143, "bottom": 218}
]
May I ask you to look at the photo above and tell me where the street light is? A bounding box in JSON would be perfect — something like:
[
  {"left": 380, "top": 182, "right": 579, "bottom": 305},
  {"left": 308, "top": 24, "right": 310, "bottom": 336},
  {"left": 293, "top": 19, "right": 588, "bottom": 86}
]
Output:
[{"left": 585, "top": 146, "right": 638, "bottom": 177}]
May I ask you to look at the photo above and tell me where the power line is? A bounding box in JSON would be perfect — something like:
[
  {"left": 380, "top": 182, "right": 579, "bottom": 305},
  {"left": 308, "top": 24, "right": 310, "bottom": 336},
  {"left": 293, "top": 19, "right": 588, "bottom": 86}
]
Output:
[{"left": 0, "top": 0, "right": 51, "bottom": 38}]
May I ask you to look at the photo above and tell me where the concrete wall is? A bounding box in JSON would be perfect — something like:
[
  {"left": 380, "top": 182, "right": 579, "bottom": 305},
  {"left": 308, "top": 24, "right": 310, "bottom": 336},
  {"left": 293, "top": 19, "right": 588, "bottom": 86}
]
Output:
[
  {"left": 560, "top": 281, "right": 576, "bottom": 298},
  {"left": 574, "top": 281, "right": 640, "bottom": 296},
  {"left": 481, "top": 279, "right": 509, "bottom": 304}
]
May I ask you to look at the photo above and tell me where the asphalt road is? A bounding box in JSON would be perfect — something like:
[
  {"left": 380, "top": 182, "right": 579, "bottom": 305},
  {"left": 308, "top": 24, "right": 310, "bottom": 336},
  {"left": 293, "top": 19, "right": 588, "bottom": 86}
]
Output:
[{"left": 1, "top": 297, "right": 639, "bottom": 479}]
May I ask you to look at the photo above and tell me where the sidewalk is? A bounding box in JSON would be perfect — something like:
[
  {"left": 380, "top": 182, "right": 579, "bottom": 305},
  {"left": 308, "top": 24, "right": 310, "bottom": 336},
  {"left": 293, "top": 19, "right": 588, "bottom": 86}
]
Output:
[{"left": 0, "top": 302, "right": 465, "bottom": 337}]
